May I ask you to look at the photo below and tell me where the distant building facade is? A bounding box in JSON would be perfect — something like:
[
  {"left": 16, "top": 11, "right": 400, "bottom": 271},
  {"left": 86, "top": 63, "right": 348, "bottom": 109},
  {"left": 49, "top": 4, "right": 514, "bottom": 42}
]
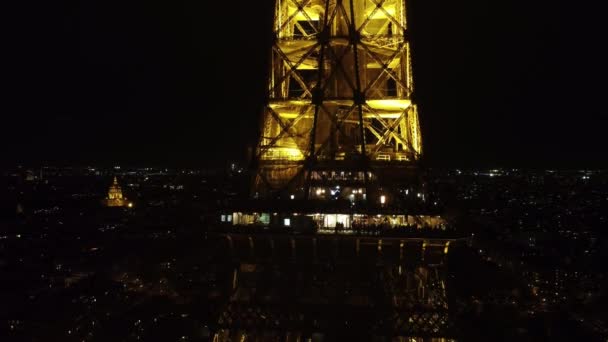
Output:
[{"left": 104, "top": 177, "right": 130, "bottom": 207}]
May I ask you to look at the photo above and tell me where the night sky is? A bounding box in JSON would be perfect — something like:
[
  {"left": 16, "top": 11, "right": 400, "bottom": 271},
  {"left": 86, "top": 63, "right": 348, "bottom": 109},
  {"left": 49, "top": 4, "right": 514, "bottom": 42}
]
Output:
[{"left": 4, "top": 1, "right": 603, "bottom": 168}]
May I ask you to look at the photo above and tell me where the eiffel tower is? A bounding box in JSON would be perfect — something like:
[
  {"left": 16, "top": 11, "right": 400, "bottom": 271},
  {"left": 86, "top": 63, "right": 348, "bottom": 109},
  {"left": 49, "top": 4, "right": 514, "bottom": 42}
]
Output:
[
  {"left": 210, "top": 1, "right": 466, "bottom": 340},
  {"left": 253, "top": 0, "right": 422, "bottom": 204}
]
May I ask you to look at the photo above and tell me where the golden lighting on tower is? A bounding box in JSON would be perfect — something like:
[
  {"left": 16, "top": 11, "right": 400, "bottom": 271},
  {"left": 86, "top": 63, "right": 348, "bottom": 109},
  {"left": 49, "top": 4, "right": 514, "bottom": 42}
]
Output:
[{"left": 254, "top": 0, "right": 423, "bottom": 197}]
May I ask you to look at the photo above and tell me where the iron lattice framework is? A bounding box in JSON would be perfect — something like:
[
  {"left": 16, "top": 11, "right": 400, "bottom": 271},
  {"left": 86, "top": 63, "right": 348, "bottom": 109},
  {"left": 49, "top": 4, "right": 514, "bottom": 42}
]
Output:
[
  {"left": 211, "top": 235, "right": 456, "bottom": 340},
  {"left": 254, "top": 0, "right": 422, "bottom": 199},
  {"left": 215, "top": 266, "right": 450, "bottom": 339}
]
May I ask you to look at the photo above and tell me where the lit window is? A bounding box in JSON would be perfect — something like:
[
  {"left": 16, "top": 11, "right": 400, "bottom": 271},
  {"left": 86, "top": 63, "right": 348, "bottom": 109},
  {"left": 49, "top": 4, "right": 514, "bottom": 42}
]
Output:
[
  {"left": 284, "top": 218, "right": 291, "bottom": 226},
  {"left": 220, "top": 215, "right": 226, "bottom": 222}
]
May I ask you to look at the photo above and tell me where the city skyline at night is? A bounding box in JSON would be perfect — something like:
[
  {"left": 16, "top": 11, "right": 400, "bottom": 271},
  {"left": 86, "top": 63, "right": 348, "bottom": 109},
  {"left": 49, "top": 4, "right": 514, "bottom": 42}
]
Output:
[{"left": 2, "top": 1, "right": 606, "bottom": 341}]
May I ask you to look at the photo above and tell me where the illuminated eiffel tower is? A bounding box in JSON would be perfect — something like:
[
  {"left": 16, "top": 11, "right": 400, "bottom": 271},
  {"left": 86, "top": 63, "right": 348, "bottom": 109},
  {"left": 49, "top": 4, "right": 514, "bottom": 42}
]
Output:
[
  {"left": 253, "top": 0, "right": 422, "bottom": 203},
  {"left": 210, "top": 1, "right": 465, "bottom": 341}
]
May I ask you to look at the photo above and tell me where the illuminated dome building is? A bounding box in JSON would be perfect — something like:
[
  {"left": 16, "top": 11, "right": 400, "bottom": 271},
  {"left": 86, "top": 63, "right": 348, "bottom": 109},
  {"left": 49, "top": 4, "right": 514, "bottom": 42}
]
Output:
[{"left": 104, "top": 176, "right": 130, "bottom": 207}]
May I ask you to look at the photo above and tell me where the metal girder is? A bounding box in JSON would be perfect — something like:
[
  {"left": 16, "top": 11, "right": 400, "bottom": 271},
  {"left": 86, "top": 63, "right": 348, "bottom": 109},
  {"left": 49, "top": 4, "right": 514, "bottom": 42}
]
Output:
[
  {"left": 277, "top": 0, "right": 316, "bottom": 34},
  {"left": 271, "top": 42, "right": 319, "bottom": 96},
  {"left": 266, "top": 106, "right": 310, "bottom": 153},
  {"left": 361, "top": 42, "right": 411, "bottom": 94},
  {"left": 254, "top": 0, "right": 423, "bottom": 197},
  {"left": 212, "top": 261, "right": 452, "bottom": 339},
  {"left": 363, "top": 43, "right": 406, "bottom": 96}
]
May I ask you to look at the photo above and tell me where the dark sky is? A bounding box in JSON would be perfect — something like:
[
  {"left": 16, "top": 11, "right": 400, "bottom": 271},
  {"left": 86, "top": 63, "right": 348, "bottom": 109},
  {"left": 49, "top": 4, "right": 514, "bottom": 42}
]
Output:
[{"left": 4, "top": 1, "right": 604, "bottom": 168}]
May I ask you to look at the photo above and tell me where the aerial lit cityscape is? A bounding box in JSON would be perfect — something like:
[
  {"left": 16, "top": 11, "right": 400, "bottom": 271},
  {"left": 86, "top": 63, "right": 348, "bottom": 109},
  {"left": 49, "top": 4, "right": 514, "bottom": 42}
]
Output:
[
  {"left": 2, "top": 165, "right": 606, "bottom": 340},
  {"left": 2, "top": 0, "right": 600, "bottom": 340}
]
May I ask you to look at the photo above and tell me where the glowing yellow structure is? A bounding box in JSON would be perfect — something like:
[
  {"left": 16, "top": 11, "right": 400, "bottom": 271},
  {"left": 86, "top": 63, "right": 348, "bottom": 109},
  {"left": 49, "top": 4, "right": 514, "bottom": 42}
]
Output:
[
  {"left": 254, "top": 0, "right": 422, "bottom": 199},
  {"left": 216, "top": 5, "right": 459, "bottom": 338},
  {"left": 105, "top": 176, "right": 128, "bottom": 207}
]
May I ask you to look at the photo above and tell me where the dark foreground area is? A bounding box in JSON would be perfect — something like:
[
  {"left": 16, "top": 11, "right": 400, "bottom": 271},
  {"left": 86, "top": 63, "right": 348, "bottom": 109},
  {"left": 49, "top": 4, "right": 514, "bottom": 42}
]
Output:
[{"left": 1, "top": 166, "right": 606, "bottom": 341}]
